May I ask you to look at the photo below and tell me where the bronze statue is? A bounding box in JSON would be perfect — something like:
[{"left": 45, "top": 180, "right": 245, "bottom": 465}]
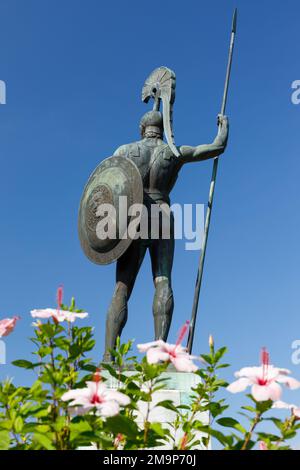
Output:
[{"left": 78, "top": 66, "right": 229, "bottom": 362}]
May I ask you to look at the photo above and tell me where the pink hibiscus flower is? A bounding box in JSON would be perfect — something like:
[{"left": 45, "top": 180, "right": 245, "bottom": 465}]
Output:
[
  {"left": 61, "top": 371, "right": 130, "bottom": 417},
  {"left": 227, "top": 348, "right": 300, "bottom": 402},
  {"left": 272, "top": 400, "right": 300, "bottom": 418},
  {"left": 31, "top": 308, "right": 88, "bottom": 323},
  {"left": 0, "top": 316, "right": 20, "bottom": 338},
  {"left": 31, "top": 286, "right": 88, "bottom": 323},
  {"left": 137, "top": 321, "right": 199, "bottom": 372}
]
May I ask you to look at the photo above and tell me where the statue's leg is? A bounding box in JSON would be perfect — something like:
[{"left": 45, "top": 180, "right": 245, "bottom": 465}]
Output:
[
  {"left": 103, "top": 239, "right": 147, "bottom": 361},
  {"left": 149, "top": 220, "right": 175, "bottom": 341}
]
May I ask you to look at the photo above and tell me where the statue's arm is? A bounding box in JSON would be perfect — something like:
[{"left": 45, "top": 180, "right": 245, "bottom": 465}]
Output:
[{"left": 179, "top": 115, "right": 229, "bottom": 163}]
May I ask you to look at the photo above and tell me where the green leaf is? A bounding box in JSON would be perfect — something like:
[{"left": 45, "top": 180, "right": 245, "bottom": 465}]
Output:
[
  {"left": 149, "top": 422, "right": 169, "bottom": 438},
  {"left": 233, "top": 439, "right": 255, "bottom": 450},
  {"left": 217, "top": 417, "right": 246, "bottom": 434},
  {"left": 214, "top": 347, "right": 228, "bottom": 363},
  {"left": 266, "top": 417, "right": 284, "bottom": 431},
  {"left": 155, "top": 400, "right": 179, "bottom": 413},
  {"left": 105, "top": 415, "right": 139, "bottom": 440},
  {"left": 69, "top": 421, "right": 93, "bottom": 441},
  {"left": 101, "top": 363, "right": 120, "bottom": 379},
  {"left": 282, "top": 429, "right": 297, "bottom": 440},
  {"left": 40, "top": 323, "right": 59, "bottom": 338},
  {"left": 23, "top": 423, "right": 50, "bottom": 434},
  {"left": 257, "top": 432, "right": 281, "bottom": 441},
  {"left": 201, "top": 436, "right": 210, "bottom": 448},
  {"left": 13, "top": 416, "right": 24, "bottom": 433},
  {"left": 142, "top": 360, "right": 167, "bottom": 379},
  {"left": 69, "top": 344, "right": 82, "bottom": 357},
  {"left": 11, "top": 360, "right": 40, "bottom": 369},
  {"left": 255, "top": 399, "right": 273, "bottom": 413},
  {"left": 0, "top": 430, "right": 10, "bottom": 450},
  {"left": 33, "top": 433, "right": 55, "bottom": 450},
  {"left": 209, "top": 428, "right": 232, "bottom": 446},
  {"left": 153, "top": 384, "right": 168, "bottom": 393},
  {"left": 200, "top": 354, "right": 212, "bottom": 365},
  {"left": 209, "top": 402, "right": 229, "bottom": 418},
  {"left": 119, "top": 341, "right": 133, "bottom": 356},
  {"left": 82, "top": 339, "right": 95, "bottom": 352},
  {"left": 38, "top": 346, "right": 53, "bottom": 357},
  {"left": 77, "top": 363, "right": 97, "bottom": 373},
  {"left": 216, "top": 363, "right": 230, "bottom": 369},
  {"left": 242, "top": 405, "right": 256, "bottom": 413},
  {"left": 0, "top": 420, "right": 13, "bottom": 431},
  {"left": 125, "top": 381, "right": 141, "bottom": 393},
  {"left": 53, "top": 337, "right": 70, "bottom": 350}
]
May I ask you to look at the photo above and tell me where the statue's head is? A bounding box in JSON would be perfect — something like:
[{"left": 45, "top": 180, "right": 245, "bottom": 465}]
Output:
[
  {"left": 139, "top": 110, "right": 163, "bottom": 138},
  {"left": 141, "top": 66, "right": 180, "bottom": 156}
]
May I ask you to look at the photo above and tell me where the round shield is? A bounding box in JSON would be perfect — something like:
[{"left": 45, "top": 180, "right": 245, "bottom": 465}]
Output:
[{"left": 78, "top": 156, "right": 143, "bottom": 265}]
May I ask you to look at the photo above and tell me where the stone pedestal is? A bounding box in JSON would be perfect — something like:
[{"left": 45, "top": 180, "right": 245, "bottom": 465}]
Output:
[{"left": 103, "top": 368, "right": 209, "bottom": 450}]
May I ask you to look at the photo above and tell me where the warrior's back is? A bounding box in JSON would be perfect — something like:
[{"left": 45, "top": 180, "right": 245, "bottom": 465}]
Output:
[{"left": 114, "top": 139, "right": 179, "bottom": 204}]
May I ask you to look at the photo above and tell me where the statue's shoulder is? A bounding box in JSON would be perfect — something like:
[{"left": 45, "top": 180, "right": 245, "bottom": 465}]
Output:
[
  {"left": 113, "top": 141, "right": 141, "bottom": 157},
  {"left": 155, "top": 143, "right": 177, "bottom": 160}
]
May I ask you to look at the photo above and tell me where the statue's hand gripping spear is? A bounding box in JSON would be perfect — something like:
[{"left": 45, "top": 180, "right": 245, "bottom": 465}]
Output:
[{"left": 187, "top": 9, "right": 237, "bottom": 354}]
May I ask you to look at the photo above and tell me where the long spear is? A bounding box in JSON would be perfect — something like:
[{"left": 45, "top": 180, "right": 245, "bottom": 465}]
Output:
[{"left": 187, "top": 9, "right": 237, "bottom": 353}]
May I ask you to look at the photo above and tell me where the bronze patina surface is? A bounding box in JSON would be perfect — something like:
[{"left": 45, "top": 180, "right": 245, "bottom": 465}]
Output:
[
  {"left": 78, "top": 66, "right": 229, "bottom": 361},
  {"left": 78, "top": 155, "right": 143, "bottom": 265}
]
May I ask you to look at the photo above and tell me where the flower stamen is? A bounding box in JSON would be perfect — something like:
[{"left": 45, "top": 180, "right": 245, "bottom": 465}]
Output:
[
  {"left": 174, "top": 320, "right": 190, "bottom": 351},
  {"left": 56, "top": 285, "right": 63, "bottom": 319},
  {"left": 259, "top": 347, "right": 270, "bottom": 385},
  {"left": 92, "top": 368, "right": 102, "bottom": 404}
]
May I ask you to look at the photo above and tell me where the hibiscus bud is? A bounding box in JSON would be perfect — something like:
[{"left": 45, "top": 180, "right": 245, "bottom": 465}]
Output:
[
  {"left": 209, "top": 334, "right": 214, "bottom": 349},
  {"left": 292, "top": 408, "right": 300, "bottom": 420},
  {"left": 0, "top": 316, "right": 20, "bottom": 338},
  {"left": 114, "top": 433, "right": 123, "bottom": 449},
  {"left": 259, "top": 441, "right": 268, "bottom": 450},
  {"left": 32, "top": 320, "right": 42, "bottom": 334}
]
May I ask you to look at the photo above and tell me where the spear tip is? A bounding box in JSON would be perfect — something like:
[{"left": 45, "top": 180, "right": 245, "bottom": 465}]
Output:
[{"left": 232, "top": 8, "right": 237, "bottom": 33}]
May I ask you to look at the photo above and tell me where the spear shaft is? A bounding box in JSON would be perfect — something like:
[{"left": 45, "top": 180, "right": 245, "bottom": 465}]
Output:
[{"left": 187, "top": 9, "right": 237, "bottom": 354}]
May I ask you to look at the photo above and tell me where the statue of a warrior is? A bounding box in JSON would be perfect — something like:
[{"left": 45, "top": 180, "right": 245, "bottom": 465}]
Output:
[{"left": 78, "top": 67, "right": 229, "bottom": 362}]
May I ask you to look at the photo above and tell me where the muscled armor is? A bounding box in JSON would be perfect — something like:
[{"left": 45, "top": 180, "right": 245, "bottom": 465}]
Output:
[{"left": 114, "top": 139, "right": 179, "bottom": 205}]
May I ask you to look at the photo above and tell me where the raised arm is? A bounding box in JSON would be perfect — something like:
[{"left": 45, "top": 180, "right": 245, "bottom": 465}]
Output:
[{"left": 179, "top": 115, "right": 229, "bottom": 163}]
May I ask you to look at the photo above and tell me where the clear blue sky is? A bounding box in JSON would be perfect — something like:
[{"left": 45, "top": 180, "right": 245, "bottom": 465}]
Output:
[{"left": 0, "top": 0, "right": 300, "bottom": 439}]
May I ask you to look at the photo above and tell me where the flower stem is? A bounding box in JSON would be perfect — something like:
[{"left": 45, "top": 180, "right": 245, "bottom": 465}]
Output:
[
  {"left": 241, "top": 412, "right": 261, "bottom": 450},
  {"left": 143, "top": 379, "right": 153, "bottom": 445}
]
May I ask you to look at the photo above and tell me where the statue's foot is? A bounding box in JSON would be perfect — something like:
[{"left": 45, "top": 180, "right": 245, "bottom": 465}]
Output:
[{"left": 102, "top": 352, "right": 114, "bottom": 364}]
